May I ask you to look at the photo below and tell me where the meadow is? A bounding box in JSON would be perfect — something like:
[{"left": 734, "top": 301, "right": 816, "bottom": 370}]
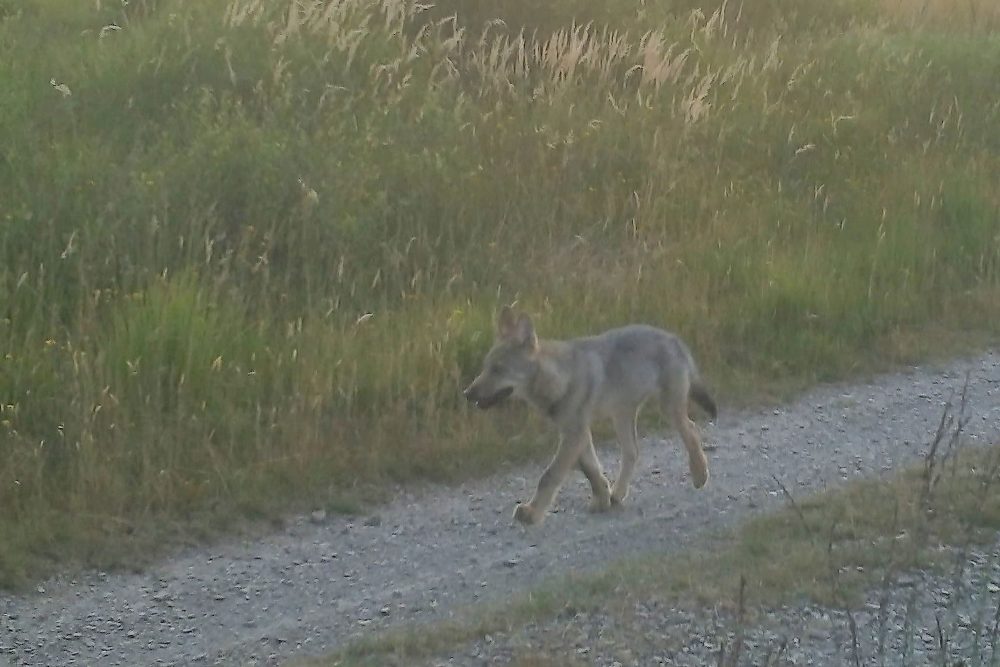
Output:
[{"left": 1, "top": 0, "right": 998, "bottom": 586}]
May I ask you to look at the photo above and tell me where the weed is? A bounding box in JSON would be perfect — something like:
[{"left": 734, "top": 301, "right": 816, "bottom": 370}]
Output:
[{"left": 1, "top": 0, "right": 999, "bottom": 585}]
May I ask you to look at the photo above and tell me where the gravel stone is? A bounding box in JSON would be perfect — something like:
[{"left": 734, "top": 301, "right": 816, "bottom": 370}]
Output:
[{"left": 441, "top": 537, "right": 1000, "bottom": 666}]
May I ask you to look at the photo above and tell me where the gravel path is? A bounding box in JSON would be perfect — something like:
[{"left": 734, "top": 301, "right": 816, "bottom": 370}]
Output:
[
  {"left": 1, "top": 351, "right": 1000, "bottom": 666},
  {"left": 440, "top": 538, "right": 1000, "bottom": 666}
]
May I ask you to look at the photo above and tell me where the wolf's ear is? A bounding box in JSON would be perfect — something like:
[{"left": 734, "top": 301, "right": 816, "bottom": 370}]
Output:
[
  {"left": 497, "top": 305, "right": 518, "bottom": 340},
  {"left": 514, "top": 313, "right": 538, "bottom": 350}
]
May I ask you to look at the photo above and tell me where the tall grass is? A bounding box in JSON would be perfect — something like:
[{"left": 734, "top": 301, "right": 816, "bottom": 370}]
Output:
[{"left": 1, "top": 0, "right": 998, "bottom": 586}]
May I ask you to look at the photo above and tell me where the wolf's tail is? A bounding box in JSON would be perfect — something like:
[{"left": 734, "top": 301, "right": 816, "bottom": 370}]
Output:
[{"left": 689, "top": 380, "right": 717, "bottom": 420}]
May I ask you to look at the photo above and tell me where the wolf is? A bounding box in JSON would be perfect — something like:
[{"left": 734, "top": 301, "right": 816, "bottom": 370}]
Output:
[{"left": 463, "top": 306, "right": 716, "bottom": 526}]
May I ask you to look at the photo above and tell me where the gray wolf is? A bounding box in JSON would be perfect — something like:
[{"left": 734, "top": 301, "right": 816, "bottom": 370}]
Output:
[{"left": 464, "top": 306, "right": 716, "bottom": 525}]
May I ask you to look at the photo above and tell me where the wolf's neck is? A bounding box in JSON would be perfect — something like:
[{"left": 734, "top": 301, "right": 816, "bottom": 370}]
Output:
[{"left": 527, "top": 340, "right": 572, "bottom": 419}]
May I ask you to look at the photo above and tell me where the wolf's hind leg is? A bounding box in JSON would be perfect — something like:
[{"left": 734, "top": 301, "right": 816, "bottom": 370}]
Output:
[
  {"left": 610, "top": 408, "right": 640, "bottom": 505},
  {"left": 677, "top": 413, "right": 709, "bottom": 488},
  {"left": 578, "top": 432, "right": 612, "bottom": 512},
  {"left": 661, "top": 372, "right": 709, "bottom": 488},
  {"left": 667, "top": 393, "right": 709, "bottom": 489},
  {"left": 515, "top": 426, "right": 589, "bottom": 525}
]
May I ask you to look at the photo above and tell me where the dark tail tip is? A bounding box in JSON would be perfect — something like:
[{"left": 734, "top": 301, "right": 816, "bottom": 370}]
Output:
[{"left": 690, "top": 382, "right": 718, "bottom": 420}]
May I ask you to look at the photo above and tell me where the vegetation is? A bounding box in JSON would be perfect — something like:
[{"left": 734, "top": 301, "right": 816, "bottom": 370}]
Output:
[
  {"left": 321, "top": 437, "right": 1000, "bottom": 666},
  {"left": 1, "top": 0, "right": 999, "bottom": 586}
]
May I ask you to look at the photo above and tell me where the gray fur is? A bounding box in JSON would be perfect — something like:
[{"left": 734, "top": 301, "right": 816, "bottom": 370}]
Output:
[{"left": 464, "top": 307, "right": 715, "bottom": 526}]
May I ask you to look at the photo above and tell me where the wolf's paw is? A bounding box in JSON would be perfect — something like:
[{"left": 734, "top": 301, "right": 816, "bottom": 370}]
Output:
[
  {"left": 513, "top": 502, "right": 544, "bottom": 525},
  {"left": 690, "top": 457, "right": 710, "bottom": 489},
  {"left": 610, "top": 484, "right": 629, "bottom": 506}
]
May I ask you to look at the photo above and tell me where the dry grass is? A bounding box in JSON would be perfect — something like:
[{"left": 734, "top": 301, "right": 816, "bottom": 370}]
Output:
[
  {"left": 881, "top": 0, "right": 1000, "bottom": 29},
  {"left": 1, "top": 0, "right": 999, "bottom": 587}
]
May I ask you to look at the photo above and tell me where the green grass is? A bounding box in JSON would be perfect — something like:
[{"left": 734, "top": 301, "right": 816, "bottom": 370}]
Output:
[
  {"left": 1, "top": 0, "right": 1000, "bottom": 587},
  {"left": 317, "top": 443, "right": 1000, "bottom": 666}
]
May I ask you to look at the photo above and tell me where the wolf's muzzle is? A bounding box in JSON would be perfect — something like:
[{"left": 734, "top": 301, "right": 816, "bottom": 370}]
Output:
[{"left": 463, "top": 386, "right": 513, "bottom": 410}]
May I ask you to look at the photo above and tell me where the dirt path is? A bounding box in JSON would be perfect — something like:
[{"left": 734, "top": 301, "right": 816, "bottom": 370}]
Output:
[
  {"left": 437, "top": 535, "right": 1000, "bottom": 666},
  {"left": 2, "top": 351, "right": 999, "bottom": 666}
]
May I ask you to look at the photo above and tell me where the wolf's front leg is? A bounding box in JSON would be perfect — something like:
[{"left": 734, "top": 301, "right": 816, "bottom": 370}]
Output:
[
  {"left": 610, "top": 408, "right": 639, "bottom": 505},
  {"left": 515, "top": 427, "right": 589, "bottom": 525},
  {"left": 578, "top": 431, "right": 612, "bottom": 512}
]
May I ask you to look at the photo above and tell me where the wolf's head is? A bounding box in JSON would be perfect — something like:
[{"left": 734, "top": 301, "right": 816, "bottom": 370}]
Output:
[{"left": 463, "top": 306, "right": 539, "bottom": 410}]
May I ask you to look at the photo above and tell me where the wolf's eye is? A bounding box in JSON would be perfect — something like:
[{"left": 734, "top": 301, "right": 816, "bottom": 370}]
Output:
[{"left": 490, "top": 363, "right": 505, "bottom": 374}]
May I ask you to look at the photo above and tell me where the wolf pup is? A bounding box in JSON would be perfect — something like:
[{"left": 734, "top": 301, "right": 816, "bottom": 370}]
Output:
[{"left": 464, "top": 306, "right": 716, "bottom": 526}]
